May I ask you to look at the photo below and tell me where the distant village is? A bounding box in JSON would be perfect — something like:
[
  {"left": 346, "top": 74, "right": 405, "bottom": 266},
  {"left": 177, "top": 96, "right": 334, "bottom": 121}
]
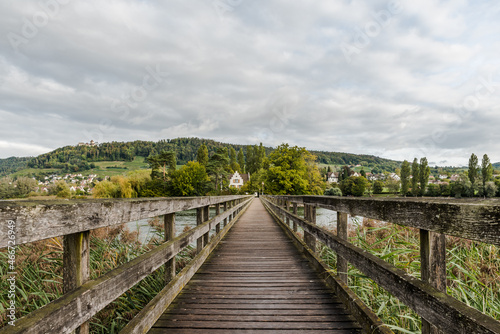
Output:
[{"left": 37, "top": 173, "right": 100, "bottom": 195}]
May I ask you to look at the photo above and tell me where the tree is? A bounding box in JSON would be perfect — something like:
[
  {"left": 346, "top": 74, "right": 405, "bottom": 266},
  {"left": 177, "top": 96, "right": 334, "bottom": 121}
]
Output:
[
  {"left": 14, "top": 177, "right": 37, "bottom": 197},
  {"left": 411, "top": 158, "right": 419, "bottom": 196},
  {"left": 468, "top": 153, "right": 479, "bottom": 187},
  {"left": 360, "top": 169, "right": 366, "bottom": 178},
  {"left": 229, "top": 147, "right": 240, "bottom": 172},
  {"left": 373, "top": 180, "right": 384, "bottom": 194},
  {"left": 197, "top": 144, "right": 208, "bottom": 166},
  {"left": 207, "top": 147, "right": 230, "bottom": 192},
  {"left": 340, "top": 176, "right": 367, "bottom": 196},
  {"left": 481, "top": 154, "right": 493, "bottom": 196},
  {"left": 419, "top": 157, "right": 430, "bottom": 196},
  {"left": 400, "top": 160, "right": 411, "bottom": 196},
  {"left": 386, "top": 177, "right": 401, "bottom": 193},
  {"left": 147, "top": 151, "right": 176, "bottom": 181},
  {"left": 53, "top": 180, "right": 71, "bottom": 198},
  {"left": 169, "top": 162, "right": 209, "bottom": 196},
  {"left": 266, "top": 144, "right": 314, "bottom": 195},
  {"left": 324, "top": 187, "right": 342, "bottom": 196},
  {"left": 237, "top": 149, "right": 245, "bottom": 172}
]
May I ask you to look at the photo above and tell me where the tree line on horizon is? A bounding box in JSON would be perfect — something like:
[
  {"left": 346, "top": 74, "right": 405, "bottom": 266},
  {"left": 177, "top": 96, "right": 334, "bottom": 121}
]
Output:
[{"left": 8, "top": 138, "right": 400, "bottom": 176}]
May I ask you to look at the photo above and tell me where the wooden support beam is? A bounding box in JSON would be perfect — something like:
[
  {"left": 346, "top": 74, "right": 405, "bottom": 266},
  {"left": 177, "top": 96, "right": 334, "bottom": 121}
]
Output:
[
  {"left": 337, "top": 212, "right": 348, "bottom": 283},
  {"left": 421, "top": 229, "right": 447, "bottom": 334},
  {"left": 292, "top": 203, "right": 298, "bottom": 232},
  {"left": 223, "top": 202, "right": 228, "bottom": 227},
  {"left": 203, "top": 205, "right": 209, "bottom": 246},
  {"left": 63, "top": 231, "right": 90, "bottom": 334},
  {"left": 196, "top": 208, "right": 204, "bottom": 253},
  {"left": 164, "top": 213, "right": 175, "bottom": 283},
  {"left": 215, "top": 204, "right": 221, "bottom": 234},
  {"left": 303, "top": 204, "right": 316, "bottom": 252}
]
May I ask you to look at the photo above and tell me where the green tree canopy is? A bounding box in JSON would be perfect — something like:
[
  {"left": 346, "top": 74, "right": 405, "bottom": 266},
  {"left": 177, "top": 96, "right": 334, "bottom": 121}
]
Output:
[
  {"left": 481, "top": 154, "right": 493, "bottom": 196},
  {"left": 147, "top": 151, "right": 176, "bottom": 181},
  {"left": 265, "top": 144, "right": 324, "bottom": 195},
  {"left": 197, "top": 144, "right": 208, "bottom": 166},
  {"left": 419, "top": 157, "right": 430, "bottom": 196},
  {"left": 169, "top": 161, "right": 209, "bottom": 196},
  {"left": 207, "top": 147, "right": 231, "bottom": 192},
  {"left": 411, "top": 158, "right": 419, "bottom": 196},
  {"left": 468, "top": 153, "right": 479, "bottom": 186},
  {"left": 400, "top": 160, "right": 411, "bottom": 196}
]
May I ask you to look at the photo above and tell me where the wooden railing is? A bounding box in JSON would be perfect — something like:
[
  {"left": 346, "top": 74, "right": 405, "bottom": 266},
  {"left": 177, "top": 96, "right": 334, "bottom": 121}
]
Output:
[
  {"left": 261, "top": 195, "right": 500, "bottom": 334},
  {"left": 0, "top": 195, "right": 253, "bottom": 334}
]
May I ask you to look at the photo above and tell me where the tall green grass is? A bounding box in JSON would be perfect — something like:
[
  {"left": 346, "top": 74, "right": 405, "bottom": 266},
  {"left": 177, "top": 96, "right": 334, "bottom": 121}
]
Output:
[
  {"left": 0, "top": 223, "right": 196, "bottom": 333},
  {"left": 318, "top": 218, "right": 500, "bottom": 334}
]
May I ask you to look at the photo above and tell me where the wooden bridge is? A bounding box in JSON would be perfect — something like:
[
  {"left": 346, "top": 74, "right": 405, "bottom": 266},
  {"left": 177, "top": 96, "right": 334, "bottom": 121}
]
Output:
[{"left": 1, "top": 195, "right": 499, "bottom": 333}]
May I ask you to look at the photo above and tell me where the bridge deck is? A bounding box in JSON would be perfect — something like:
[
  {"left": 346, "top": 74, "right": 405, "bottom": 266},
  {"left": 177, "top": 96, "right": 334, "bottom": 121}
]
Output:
[{"left": 148, "top": 199, "right": 362, "bottom": 333}]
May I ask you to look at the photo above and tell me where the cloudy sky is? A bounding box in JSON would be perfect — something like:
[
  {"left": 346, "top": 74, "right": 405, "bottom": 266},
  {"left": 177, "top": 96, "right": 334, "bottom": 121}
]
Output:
[{"left": 1, "top": 0, "right": 499, "bottom": 166}]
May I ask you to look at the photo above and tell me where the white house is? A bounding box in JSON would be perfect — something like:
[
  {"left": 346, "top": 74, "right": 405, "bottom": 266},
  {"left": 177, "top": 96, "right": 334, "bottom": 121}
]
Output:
[
  {"left": 327, "top": 172, "right": 339, "bottom": 183},
  {"left": 229, "top": 171, "right": 250, "bottom": 189}
]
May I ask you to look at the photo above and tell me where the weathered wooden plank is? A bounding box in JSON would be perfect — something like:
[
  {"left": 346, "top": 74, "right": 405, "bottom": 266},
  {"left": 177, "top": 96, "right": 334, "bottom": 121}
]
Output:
[
  {"left": 164, "top": 213, "right": 175, "bottom": 284},
  {"left": 337, "top": 212, "right": 348, "bottom": 284},
  {"left": 265, "top": 198, "right": 500, "bottom": 334},
  {"left": 273, "top": 195, "right": 500, "bottom": 246},
  {"left": 0, "top": 199, "right": 251, "bottom": 334},
  {"left": 421, "top": 229, "right": 447, "bottom": 334},
  {"left": 119, "top": 198, "right": 253, "bottom": 334},
  {"left": 0, "top": 195, "right": 252, "bottom": 248},
  {"left": 148, "top": 329, "right": 361, "bottom": 334},
  {"left": 152, "top": 320, "right": 362, "bottom": 329},
  {"left": 63, "top": 231, "right": 90, "bottom": 334}
]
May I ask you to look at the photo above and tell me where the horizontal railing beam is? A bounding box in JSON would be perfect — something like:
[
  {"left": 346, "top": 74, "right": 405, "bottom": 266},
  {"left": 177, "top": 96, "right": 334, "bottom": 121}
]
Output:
[
  {"left": 262, "top": 197, "right": 500, "bottom": 334},
  {"left": 2, "top": 198, "right": 252, "bottom": 334},
  {"left": 272, "top": 195, "right": 500, "bottom": 246},
  {"left": 0, "top": 195, "right": 252, "bottom": 248}
]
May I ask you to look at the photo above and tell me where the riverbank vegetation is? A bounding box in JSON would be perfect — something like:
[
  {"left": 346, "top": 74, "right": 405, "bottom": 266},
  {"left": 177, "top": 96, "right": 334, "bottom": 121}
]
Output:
[
  {"left": 0, "top": 221, "right": 196, "bottom": 332},
  {"left": 318, "top": 218, "right": 500, "bottom": 333}
]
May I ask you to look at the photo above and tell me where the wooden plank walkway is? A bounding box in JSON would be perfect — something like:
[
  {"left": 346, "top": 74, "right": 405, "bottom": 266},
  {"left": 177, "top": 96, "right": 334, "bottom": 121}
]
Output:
[{"left": 148, "top": 199, "right": 363, "bottom": 334}]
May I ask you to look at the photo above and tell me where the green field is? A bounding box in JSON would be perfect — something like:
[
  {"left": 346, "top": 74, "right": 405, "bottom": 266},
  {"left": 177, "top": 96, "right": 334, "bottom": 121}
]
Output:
[
  {"left": 5, "top": 156, "right": 192, "bottom": 179},
  {"left": 8, "top": 157, "right": 152, "bottom": 179}
]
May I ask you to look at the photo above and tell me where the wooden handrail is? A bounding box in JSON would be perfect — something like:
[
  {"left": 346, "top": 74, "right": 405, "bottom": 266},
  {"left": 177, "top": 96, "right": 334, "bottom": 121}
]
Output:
[
  {"left": 0, "top": 195, "right": 253, "bottom": 334},
  {"left": 262, "top": 195, "right": 500, "bottom": 334},
  {"left": 0, "top": 195, "right": 251, "bottom": 248},
  {"left": 271, "top": 195, "right": 500, "bottom": 246}
]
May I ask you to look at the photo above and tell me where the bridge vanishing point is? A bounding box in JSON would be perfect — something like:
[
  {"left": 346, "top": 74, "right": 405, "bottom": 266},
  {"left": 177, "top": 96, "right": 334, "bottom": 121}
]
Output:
[{"left": 0, "top": 195, "right": 499, "bottom": 334}]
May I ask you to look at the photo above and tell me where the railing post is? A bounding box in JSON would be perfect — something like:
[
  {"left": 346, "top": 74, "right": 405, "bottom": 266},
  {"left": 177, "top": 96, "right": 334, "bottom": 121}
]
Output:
[
  {"left": 420, "top": 230, "right": 447, "bottom": 334},
  {"left": 203, "top": 205, "right": 210, "bottom": 245},
  {"left": 304, "top": 204, "right": 317, "bottom": 252},
  {"left": 63, "top": 231, "right": 90, "bottom": 334},
  {"left": 223, "top": 202, "right": 228, "bottom": 227},
  {"left": 337, "top": 212, "right": 349, "bottom": 283},
  {"left": 196, "top": 207, "right": 207, "bottom": 253},
  {"left": 292, "top": 203, "right": 298, "bottom": 232},
  {"left": 215, "top": 203, "right": 221, "bottom": 234},
  {"left": 164, "top": 213, "right": 175, "bottom": 283},
  {"left": 285, "top": 201, "right": 290, "bottom": 227}
]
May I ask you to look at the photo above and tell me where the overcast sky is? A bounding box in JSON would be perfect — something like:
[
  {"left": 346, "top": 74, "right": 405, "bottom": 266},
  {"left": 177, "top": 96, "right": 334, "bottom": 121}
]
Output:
[{"left": 1, "top": 0, "right": 499, "bottom": 166}]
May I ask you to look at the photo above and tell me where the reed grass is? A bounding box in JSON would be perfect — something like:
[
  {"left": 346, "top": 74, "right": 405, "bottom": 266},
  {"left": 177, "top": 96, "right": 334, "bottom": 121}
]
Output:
[
  {"left": 0, "top": 222, "right": 196, "bottom": 333},
  {"left": 317, "top": 217, "right": 500, "bottom": 334}
]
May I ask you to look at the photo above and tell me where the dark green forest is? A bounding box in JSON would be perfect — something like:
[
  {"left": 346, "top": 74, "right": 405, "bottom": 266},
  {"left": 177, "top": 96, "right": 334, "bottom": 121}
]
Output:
[
  {"left": 0, "top": 138, "right": 401, "bottom": 176},
  {"left": 0, "top": 156, "right": 32, "bottom": 176}
]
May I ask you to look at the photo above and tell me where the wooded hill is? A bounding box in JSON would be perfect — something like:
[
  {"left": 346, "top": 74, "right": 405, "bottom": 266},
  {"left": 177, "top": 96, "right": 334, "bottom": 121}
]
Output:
[{"left": 0, "top": 138, "right": 402, "bottom": 176}]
